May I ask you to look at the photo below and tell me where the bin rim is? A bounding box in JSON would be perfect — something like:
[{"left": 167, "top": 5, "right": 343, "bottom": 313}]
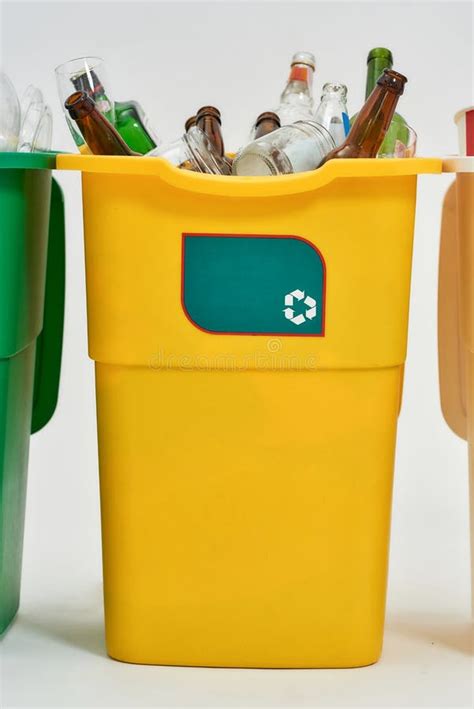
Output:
[
  {"left": 442, "top": 156, "right": 474, "bottom": 173},
  {"left": 0, "top": 152, "right": 58, "bottom": 170},
  {"left": 56, "top": 154, "right": 441, "bottom": 197}
]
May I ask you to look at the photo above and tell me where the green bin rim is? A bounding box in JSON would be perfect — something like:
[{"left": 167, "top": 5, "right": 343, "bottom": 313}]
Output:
[{"left": 0, "top": 152, "right": 59, "bottom": 170}]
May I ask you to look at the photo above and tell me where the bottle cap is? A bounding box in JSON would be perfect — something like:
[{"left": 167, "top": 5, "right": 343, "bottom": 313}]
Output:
[
  {"left": 376, "top": 69, "right": 407, "bottom": 94},
  {"left": 291, "top": 52, "right": 316, "bottom": 70},
  {"left": 367, "top": 47, "right": 393, "bottom": 64}
]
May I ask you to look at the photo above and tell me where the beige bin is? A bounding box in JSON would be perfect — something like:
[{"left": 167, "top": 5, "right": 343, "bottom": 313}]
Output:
[{"left": 438, "top": 155, "right": 474, "bottom": 613}]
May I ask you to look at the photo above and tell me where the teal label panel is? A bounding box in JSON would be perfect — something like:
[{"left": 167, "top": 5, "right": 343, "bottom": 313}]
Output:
[{"left": 182, "top": 234, "right": 326, "bottom": 336}]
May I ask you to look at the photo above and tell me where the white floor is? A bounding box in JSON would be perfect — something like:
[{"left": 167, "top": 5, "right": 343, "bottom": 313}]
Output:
[
  {"left": 1, "top": 584, "right": 472, "bottom": 708},
  {"left": 1, "top": 416, "right": 473, "bottom": 709}
]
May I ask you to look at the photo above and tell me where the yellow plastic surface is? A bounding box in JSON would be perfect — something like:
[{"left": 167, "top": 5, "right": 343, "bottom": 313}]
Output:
[{"left": 58, "top": 154, "right": 441, "bottom": 667}]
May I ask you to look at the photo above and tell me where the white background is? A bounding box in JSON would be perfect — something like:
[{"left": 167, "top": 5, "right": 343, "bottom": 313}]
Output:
[{"left": 0, "top": 1, "right": 473, "bottom": 707}]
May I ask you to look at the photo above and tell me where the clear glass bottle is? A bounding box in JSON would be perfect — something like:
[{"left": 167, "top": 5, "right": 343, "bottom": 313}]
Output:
[
  {"left": 276, "top": 52, "right": 316, "bottom": 125},
  {"left": 0, "top": 72, "right": 20, "bottom": 151},
  {"left": 232, "top": 120, "right": 335, "bottom": 176},
  {"left": 147, "top": 125, "right": 231, "bottom": 175},
  {"left": 313, "top": 83, "right": 350, "bottom": 147}
]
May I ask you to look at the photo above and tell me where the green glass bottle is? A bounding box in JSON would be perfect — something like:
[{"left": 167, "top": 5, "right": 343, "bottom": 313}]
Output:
[
  {"left": 351, "top": 47, "right": 409, "bottom": 155},
  {"left": 71, "top": 69, "right": 157, "bottom": 155},
  {"left": 115, "top": 101, "right": 157, "bottom": 155}
]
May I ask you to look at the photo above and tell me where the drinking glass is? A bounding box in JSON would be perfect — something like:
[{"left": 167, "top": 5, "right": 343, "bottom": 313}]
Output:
[{"left": 55, "top": 56, "right": 114, "bottom": 147}]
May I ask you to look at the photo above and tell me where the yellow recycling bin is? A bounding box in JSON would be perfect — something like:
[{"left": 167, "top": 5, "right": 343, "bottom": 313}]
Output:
[
  {"left": 58, "top": 153, "right": 440, "bottom": 668},
  {"left": 438, "top": 155, "right": 474, "bottom": 613}
]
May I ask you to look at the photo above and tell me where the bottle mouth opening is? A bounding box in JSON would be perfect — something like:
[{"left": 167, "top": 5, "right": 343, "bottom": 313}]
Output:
[
  {"left": 377, "top": 69, "right": 407, "bottom": 93},
  {"left": 64, "top": 91, "right": 96, "bottom": 119},
  {"left": 255, "top": 112, "right": 281, "bottom": 127},
  {"left": 367, "top": 48, "right": 393, "bottom": 63},
  {"left": 321, "top": 82, "right": 347, "bottom": 97},
  {"left": 65, "top": 91, "right": 85, "bottom": 108},
  {"left": 196, "top": 106, "right": 222, "bottom": 124},
  {"left": 290, "top": 52, "right": 316, "bottom": 70}
]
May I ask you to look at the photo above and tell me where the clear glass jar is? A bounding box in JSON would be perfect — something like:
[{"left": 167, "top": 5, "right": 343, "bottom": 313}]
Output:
[
  {"left": 232, "top": 120, "right": 335, "bottom": 176},
  {"left": 147, "top": 125, "right": 231, "bottom": 175}
]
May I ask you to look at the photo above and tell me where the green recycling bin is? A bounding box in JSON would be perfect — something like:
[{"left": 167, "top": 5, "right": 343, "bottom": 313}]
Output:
[{"left": 0, "top": 152, "right": 65, "bottom": 635}]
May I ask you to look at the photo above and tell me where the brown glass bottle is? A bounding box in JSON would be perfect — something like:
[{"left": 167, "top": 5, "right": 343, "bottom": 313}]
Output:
[
  {"left": 253, "top": 111, "right": 281, "bottom": 139},
  {"left": 185, "top": 116, "right": 197, "bottom": 132},
  {"left": 196, "top": 106, "right": 225, "bottom": 156},
  {"left": 320, "top": 69, "right": 407, "bottom": 165},
  {"left": 64, "top": 91, "right": 139, "bottom": 156}
]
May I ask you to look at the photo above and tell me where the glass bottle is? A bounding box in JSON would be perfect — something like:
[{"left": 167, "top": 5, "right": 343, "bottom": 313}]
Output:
[
  {"left": 232, "top": 120, "right": 335, "bottom": 176},
  {"left": 185, "top": 116, "right": 197, "bottom": 132},
  {"left": 114, "top": 100, "right": 158, "bottom": 155},
  {"left": 276, "top": 52, "right": 316, "bottom": 125},
  {"left": 251, "top": 111, "right": 281, "bottom": 139},
  {"left": 56, "top": 57, "right": 158, "bottom": 154},
  {"left": 65, "top": 91, "right": 139, "bottom": 156},
  {"left": 319, "top": 69, "right": 407, "bottom": 165},
  {"left": 0, "top": 72, "right": 20, "bottom": 151},
  {"left": 196, "top": 106, "right": 225, "bottom": 156},
  {"left": 313, "top": 83, "right": 350, "bottom": 147},
  {"left": 70, "top": 65, "right": 115, "bottom": 123},
  {"left": 147, "top": 125, "right": 231, "bottom": 175},
  {"left": 350, "top": 48, "right": 409, "bottom": 156}
]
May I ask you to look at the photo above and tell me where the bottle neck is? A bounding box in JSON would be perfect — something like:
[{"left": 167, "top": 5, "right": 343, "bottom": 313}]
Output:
[
  {"left": 346, "top": 83, "right": 401, "bottom": 157},
  {"left": 196, "top": 110, "right": 224, "bottom": 156},
  {"left": 281, "top": 63, "right": 314, "bottom": 101},
  {"left": 66, "top": 93, "right": 136, "bottom": 156},
  {"left": 254, "top": 112, "right": 280, "bottom": 139},
  {"left": 365, "top": 55, "right": 393, "bottom": 98}
]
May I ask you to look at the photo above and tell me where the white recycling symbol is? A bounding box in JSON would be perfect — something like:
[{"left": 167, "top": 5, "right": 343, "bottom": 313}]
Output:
[{"left": 283, "top": 289, "right": 317, "bottom": 326}]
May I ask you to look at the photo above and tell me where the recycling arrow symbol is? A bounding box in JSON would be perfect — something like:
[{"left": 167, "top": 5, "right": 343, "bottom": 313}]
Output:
[{"left": 283, "top": 289, "right": 317, "bottom": 326}]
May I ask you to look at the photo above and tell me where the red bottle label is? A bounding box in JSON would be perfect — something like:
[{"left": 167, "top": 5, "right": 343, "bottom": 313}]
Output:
[{"left": 289, "top": 66, "right": 309, "bottom": 83}]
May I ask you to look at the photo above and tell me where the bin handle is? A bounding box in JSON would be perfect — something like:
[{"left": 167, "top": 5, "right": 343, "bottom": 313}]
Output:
[
  {"left": 31, "top": 178, "right": 65, "bottom": 434},
  {"left": 438, "top": 179, "right": 467, "bottom": 440}
]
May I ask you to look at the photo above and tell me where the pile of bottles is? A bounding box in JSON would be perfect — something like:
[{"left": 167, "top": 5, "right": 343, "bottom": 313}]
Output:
[
  {"left": 0, "top": 73, "right": 52, "bottom": 153},
  {"left": 57, "top": 48, "right": 416, "bottom": 176}
]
